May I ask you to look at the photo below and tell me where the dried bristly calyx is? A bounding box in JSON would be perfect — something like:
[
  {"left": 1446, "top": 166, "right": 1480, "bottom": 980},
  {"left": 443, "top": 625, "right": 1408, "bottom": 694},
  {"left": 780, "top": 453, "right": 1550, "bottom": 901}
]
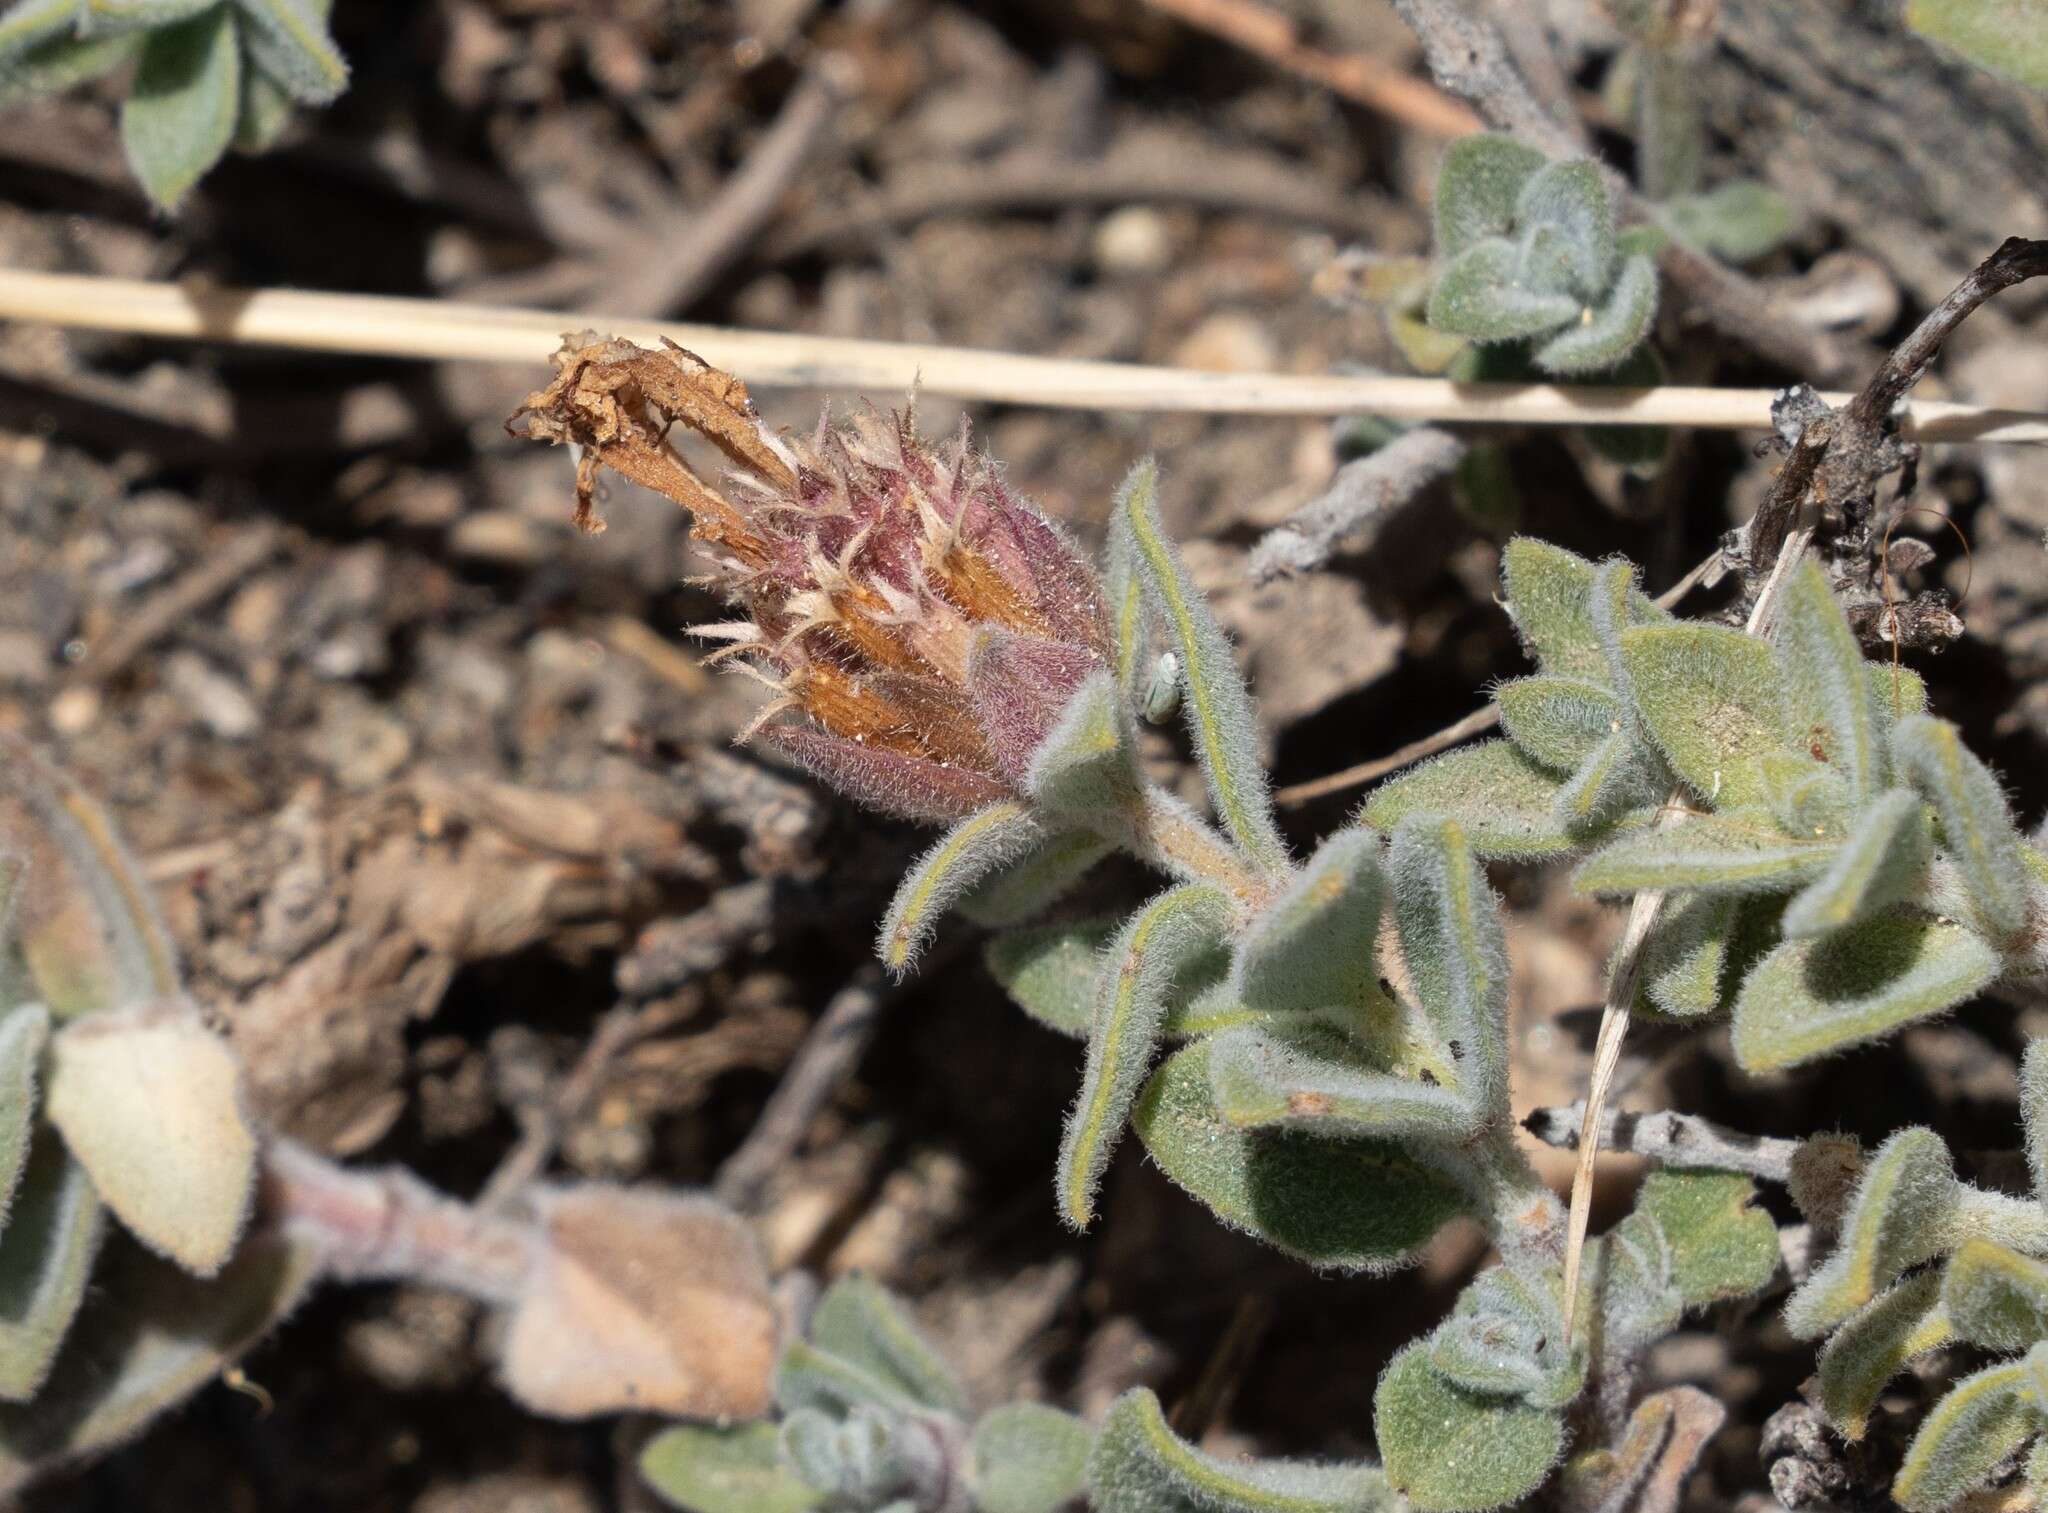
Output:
[{"left": 0, "top": 0, "right": 348, "bottom": 210}]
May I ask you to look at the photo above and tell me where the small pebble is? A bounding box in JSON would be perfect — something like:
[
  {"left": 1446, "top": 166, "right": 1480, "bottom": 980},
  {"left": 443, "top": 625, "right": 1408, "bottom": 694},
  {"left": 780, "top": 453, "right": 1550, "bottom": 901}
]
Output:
[{"left": 1093, "top": 206, "right": 1171, "bottom": 275}]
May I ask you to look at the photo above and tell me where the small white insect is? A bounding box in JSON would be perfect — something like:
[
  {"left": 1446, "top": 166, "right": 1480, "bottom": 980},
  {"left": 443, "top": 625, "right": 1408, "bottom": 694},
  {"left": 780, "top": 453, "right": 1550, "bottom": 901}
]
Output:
[{"left": 1142, "top": 652, "right": 1181, "bottom": 725}]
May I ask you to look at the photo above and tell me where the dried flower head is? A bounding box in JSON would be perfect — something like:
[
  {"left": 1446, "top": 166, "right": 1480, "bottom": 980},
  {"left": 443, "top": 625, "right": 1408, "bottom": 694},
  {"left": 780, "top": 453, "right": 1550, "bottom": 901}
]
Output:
[{"left": 510, "top": 337, "right": 1112, "bottom": 821}]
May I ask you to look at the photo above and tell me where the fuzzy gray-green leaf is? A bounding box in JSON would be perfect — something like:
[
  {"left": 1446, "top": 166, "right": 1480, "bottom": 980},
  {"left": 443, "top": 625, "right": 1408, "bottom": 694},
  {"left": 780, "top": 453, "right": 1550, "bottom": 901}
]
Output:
[
  {"left": 1027, "top": 672, "right": 1138, "bottom": 816},
  {"left": 1553, "top": 729, "right": 1665, "bottom": 832},
  {"left": 1891, "top": 1356, "right": 2035, "bottom": 1513},
  {"left": 1776, "top": 561, "right": 1886, "bottom": 797},
  {"left": 1944, "top": 1238, "right": 2048, "bottom": 1353},
  {"left": 1575, "top": 808, "right": 1833, "bottom": 897},
  {"left": 1375, "top": 1345, "right": 1566, "bottom": 1513},
  {"left": 1230, "top": 828, "right": 1384, "bottom": 1014},
  {"left": 640, "top": 1423, "right": 823, "bottom": 1513},
  {"left": 1759, "top": 752, "right": 1854, "bottom": 840},
  {"left": 1363, "top": 741, "right": 1587, "bottom": 861},
  {"left": 1207, "top": 1019, "right": 1479, "bottom": 1142},
  {"left": 1637, "top": 894, "right": 1740, "bottom": 1018},
  {"left": 986, "top": 919, "right": 1117, "bottom": 1039},
  {"left": 1427, "top": 240, "right": 1580, "bottom": 342},
  {"left": 1515, "top": 160, "right": 1614, "bottom": 297},
  {"left": 1390, "top": 815, "right": 1509, "bottom": 1122},
  {"left": 1089, "top": 1387, "right": 1392, "bottom": 1513},
  {"left": 0, "top": 1005, "right": 48, "bottom": 1227},
  {"left": 1113, "top": 458, "right": 1287, "bottom": 873},
  {"left": 1058, "top": 884, "right": 1235, "bottom": 1230},
  {"left": 1534, "top": 254, "right": 1657, "bottom": 374},
  {"left": 808, "top": 1274, "right": 965, "bottom": 1415},
  {"left": 1133, "top": 1043, "right": 1468, "bottom": 1272},
  {"left": 1895, "top": 714, "right": 2034, "bottom": 943},
  {"left": 973, "top": 1404, "right": 1092, "bottom": 1513},
  {"left": 0, "top": 1230, "right": 316, "bottom": 1486},
  {"left": 956, "top": 831, "right": 1112, "bottom": 929},
  {"left": 1620, "top": 622, "right": 1783, "bottom": 807},
  {"left": 773, "top": 1338, "right": 906, "bottom": 1418},
  {"left": 1781, "top": 789, "right": 1931, "bottom": 938},
  {"left": 230, "top": 0, "right": 347, "bottom": 103},
  {"left": 1783, "top": 1127, "right": 1960, "bottom": 1338},
  {"left": 879, "top": 801, "right": 1043, "bottom": 975},
  {"left": 0, "top": 1139, "right": 103, "bottom": 1403},
  {"left": 1495, "top": 676, "right": 1620, "bottom": 773},
  {"left": 1664, "top": 180, "right": 1795, "bottom": 262},
  {"left": 1906, "top": 0, "right": 2048, "bottom": 90},
  {"left": 1634, "top": 1169, "right": 1780, "bottom": 1306},
  {"left": 0, "top": 0, "right": 80, "bottom": 61},
  {"left": 1500, "top": 539, "right": 1604, "bottom": 682},
  {"left": 1732, "top": 916, "right": 2000, "bottom": 1072},
  {"left": 2024, "top": 1040, "right": 2048, "bottom": 1203},
  {"left": 1817, "top": 1269, "right": 1953, "bottom": 1439},
  {"left": 1430, "top": 1265, "right": 1581, "bottom": 1410},
  {"left": 0, "top": 29, "right": 141, "bottom": 106},
  {"left": 119, "top": 6, "right": 240, "bottom": 211},
  {"left": 1433, "top": 134, "right": 1548, "bottom": 257}
]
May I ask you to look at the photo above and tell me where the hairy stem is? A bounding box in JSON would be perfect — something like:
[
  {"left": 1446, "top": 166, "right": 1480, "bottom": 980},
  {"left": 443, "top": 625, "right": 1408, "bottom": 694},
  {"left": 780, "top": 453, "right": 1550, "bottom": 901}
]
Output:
[
  {"left": 1111, "top": 784, "right": 1271, "bottom": 906},
  {"left": 261, "top": 1139, "right": 535, "bottom": 1305},
  {"left": 1527, "top": 1102, "right": 1803, "bottom": 1184}
]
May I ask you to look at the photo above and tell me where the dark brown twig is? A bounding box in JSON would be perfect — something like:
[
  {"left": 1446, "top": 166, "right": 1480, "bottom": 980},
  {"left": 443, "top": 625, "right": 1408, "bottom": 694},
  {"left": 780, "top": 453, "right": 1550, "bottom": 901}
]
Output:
[
  {"left": 1734, "top": 237, "right": 2048, "bottom": 633},
  {"left": 1823, "top": 236, "right": 2048, "bottom": 508}
]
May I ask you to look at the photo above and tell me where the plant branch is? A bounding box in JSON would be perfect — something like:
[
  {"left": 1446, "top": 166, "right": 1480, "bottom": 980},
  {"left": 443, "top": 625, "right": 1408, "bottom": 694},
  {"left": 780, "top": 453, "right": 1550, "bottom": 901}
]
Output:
[
  {"left": 261, "top": 1139, "right": 534, "bottom": 1305},
  {"left": 1526, "top": 1103, "right": 1803, "bottom": 1184},
  {"left": 0, "top": 270, "right": 2042, "bottom": 437},
  {"left": 1249, "top": 426, "right": 1468, "bottom": 581},
  {"left": 1563, "top": 523, "right": 1814, "bottom": 1342}
]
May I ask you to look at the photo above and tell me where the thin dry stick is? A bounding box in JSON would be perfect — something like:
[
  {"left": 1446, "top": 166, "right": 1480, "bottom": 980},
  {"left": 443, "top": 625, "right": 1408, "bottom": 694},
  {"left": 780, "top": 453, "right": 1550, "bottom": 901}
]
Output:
[
  {"left": 609, "top": 58, "right": 853, "bottom": 317},
  {"left": 1250, "top": 425, "right": 1467, "bottom": 580},
  {"left": 765, "top": 143, "right": 1398, "bottom": 256},
  {"left": 1133, "top": 0, "right": 1483, "bottom": 138},
  {"left": 2, "top": 270, "right": 2044, "bottom": 438},
  {"left": 1272, "top": 549, "right": 1724, "bottom": 807}
]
